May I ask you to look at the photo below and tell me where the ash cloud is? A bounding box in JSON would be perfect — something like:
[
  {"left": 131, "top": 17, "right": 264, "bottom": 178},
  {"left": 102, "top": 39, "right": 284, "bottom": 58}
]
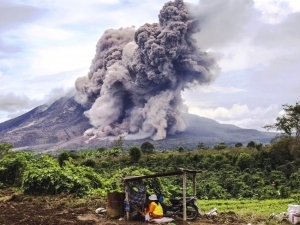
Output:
[{"left": 75, "top": 0, "right": 219, "bottom": 140}]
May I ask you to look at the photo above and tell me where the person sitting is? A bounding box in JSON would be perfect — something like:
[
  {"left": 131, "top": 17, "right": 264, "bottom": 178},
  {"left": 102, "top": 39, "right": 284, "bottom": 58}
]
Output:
[{"left": 143, "top": 194, "right": 163, "bottom": 221}]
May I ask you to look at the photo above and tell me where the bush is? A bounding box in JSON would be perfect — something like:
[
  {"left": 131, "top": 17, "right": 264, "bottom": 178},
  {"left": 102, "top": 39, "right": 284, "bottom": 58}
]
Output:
[
  {"left": 58, "top": 151, "right": 70, "bottom": 167},
  {"left": 236, "top": 153, "right": 253, "bottom": 171},
  {"left": 247, "top": 141, "right": 256, "bottom": 148},
  {"left": 141, "top": 142, "right": 154, "bottom": 154},
  {"left": 97, "top": 147, "right": 107, "bottom": 152},
  {"left": 129, "top": 146, "right": 141, "bottom": 162},
  {"left": 235, "top": 143, "right": 243, "bottom": 148},
  {"left": 22, "top": 155, "right": 103, "bottom": 196},
  {"left": 214, "top": 143, "right": 227, "bottom": 150},
  {"left": 279, "top": 185, "right": 290, "bottom": 198},
  {"left": 0, "top": 142, "right": 13, "bottom": 159},
  {"left": 81, "top": 159, "right": 96, "bottom": 168},
  {"left": 178, "top": 147, "right": 185, "bottom": 152},
  {"left": 0, "top": 152, "right": 35, "bottom": 187}
]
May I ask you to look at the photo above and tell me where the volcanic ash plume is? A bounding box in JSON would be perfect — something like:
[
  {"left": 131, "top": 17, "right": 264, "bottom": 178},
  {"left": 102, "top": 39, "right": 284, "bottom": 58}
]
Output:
[{"left": 75, "top": 0, "right": 218, "bottom": 140}]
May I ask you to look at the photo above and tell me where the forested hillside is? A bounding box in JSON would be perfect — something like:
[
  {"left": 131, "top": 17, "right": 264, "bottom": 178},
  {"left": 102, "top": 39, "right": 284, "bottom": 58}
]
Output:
[{"left": 1, "top": 137, "right": 299, "bottom": 201}]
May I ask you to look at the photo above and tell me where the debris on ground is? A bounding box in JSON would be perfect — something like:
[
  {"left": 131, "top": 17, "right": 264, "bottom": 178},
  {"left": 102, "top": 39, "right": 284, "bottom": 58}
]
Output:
[
  {"left": 95, "top": 207, "right": 106, "bottom": 214},
  {"left": 204, "top": 207, "right": 218, "bottom": 219},
  {"left": 269, "top": 212, "right": 288, "bottom": 221}
]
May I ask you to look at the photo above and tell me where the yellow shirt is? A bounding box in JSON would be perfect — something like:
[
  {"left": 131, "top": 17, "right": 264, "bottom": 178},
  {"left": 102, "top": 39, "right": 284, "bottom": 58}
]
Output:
[{"left": 149, "top": 202, "right": 163, "bottom": 216}]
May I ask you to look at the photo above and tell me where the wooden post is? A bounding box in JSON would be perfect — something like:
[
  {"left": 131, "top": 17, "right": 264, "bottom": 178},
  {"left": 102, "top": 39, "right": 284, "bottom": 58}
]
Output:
[
  {"left": 125, "top": 181, "right": 129, "bottom": 220},
  {"left": 193, "top": 173, "right": 196, "bottom": 196},
  {"left": 182, "top": 171, "right": 187, "bottom": 221}
]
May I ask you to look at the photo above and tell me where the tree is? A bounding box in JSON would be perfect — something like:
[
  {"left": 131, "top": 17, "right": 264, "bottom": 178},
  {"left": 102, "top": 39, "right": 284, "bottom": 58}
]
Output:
[
  {"left": 141, "top": 142, "right": 154, "bottom": 154},
  {"left": 197, "top": 142, "right": 209, "bottom": 150},
  {"left": 58, "top": 151, "right": 70, "bottom": 167},
  {"left": 129, "top": 146, "right": 141, "bottom": 162},
  {"left": 264, "top": 102, "right": 300, "bottom": 144},
  {"left": 235, "top": 143, "right": 243, "bottom": 148},
  {"left": 256, "top": 143, "right": 263, "bottom": 151},
  {"left": 112, "top": 136, "right": 125, "bottom": 151},
  {"left": 269, "top": 137, "right": 293, "bottom": 166},
  {"left": 178, "top": 147, "right": 185, "bottom": 152},
  {"left": 247, "top": 141, "right": 256, "bottom": 148},
  {"left": 0, "top": 142, "right": 13, "bottom": 159},
  {"left": 214, "top": 142, "right": 227, "bottom": 150}
]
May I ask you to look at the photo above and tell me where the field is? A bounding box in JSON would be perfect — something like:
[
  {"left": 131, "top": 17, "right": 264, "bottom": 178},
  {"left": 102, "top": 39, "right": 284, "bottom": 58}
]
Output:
[{"left": 0, "top": 188, "right": 295, "bottom": 225}]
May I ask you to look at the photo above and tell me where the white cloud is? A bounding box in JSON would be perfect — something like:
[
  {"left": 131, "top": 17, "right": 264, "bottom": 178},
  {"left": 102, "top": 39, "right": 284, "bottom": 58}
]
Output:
[
  {"left": 0, "top": 59, "right": 14, "bottom": 68},
  {"left": 254, "top": 0, "right": 293, "bottom": 24},
  {"left": 21, "top": 24, "right": 74, "bottom": 41},
  {"left": 0, "top": 92, "right": 39, "bottom": 112},
  {"left": 27, "top": 44, "right": 94, "bottom": 77},
  {"left": 187, "top": 103, "right": 281, "bottom": 131}
]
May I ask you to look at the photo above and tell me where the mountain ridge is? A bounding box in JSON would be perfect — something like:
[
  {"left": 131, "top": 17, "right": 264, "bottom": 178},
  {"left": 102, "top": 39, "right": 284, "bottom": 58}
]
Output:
[{"left": 0, "top": 96, "right": 275, "bottom": 153}]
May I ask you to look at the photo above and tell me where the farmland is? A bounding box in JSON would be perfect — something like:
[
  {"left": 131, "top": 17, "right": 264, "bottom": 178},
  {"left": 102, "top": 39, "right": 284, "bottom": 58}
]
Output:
[{"left": 0, "top": 188, "right": 296, "bottom": 225}]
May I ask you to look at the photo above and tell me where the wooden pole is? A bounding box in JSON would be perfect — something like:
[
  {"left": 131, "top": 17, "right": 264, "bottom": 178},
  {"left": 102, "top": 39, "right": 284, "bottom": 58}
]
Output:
[
  {"left": 182, "top": 171, "right": 187, "bottom": 221},
  {"left": 193, "top": 173, "right": 196, "bottom": 196},
  {"left": 125, "top": 181, "right": 130, "bottom": 220}
]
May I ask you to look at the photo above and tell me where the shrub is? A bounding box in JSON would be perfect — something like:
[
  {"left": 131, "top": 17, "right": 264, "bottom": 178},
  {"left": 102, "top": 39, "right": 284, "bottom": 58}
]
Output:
[
  {"left": 256, "top": 143, "right": 263, "bottom": 150},
  {"left": 279, "top": 185, "right": 290, "bottom": 198},
  {"left": 97, "top": 147, "right": 107, "bottom": 152},
  {"left": 236, "top": 153, "right": 253, "bottom": 171},
  {"left": 247, "top": 141, "right": 256, "bottom": 148},
  {"left": 214, "top": 143, "right": 227, "bottom": 150},
  {"left": 178, "top": 147, "right": 184, "bottom": 152},
  {"left": 0, "top": 152, "right": 35, "bottom": 187},
  {"left": 141, "top": 142, "right": 154, "bottom": 154},
  {"left": 129, "top": 146, "right": 141, "bottom": 162},
  {"left": 235, "top": 143, "right": 243, "bottom": 148},
  {"left": 0, "top": 142, "right": 13, "bottom": 159},
  {"left": 22, "top": 155, "right": 103, "bottom": 196},
  {"left": 198, "top": 142, "right": 209, "bottom": 150},
  {"left": 81, "top": 159, "right": 96, "bottom": 168},
  {"left": 58, "top": 151, "right": 70, "bottom": 167}
]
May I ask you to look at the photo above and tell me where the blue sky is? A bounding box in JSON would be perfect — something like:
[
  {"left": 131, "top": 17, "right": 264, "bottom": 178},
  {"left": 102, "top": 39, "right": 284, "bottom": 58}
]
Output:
[{"left": 0, "top": 0, "right": 300, "bottom": 131}]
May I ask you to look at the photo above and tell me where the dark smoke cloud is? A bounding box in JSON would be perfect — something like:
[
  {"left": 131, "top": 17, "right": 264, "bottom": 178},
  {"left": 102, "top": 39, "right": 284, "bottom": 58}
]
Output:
[{"left": 75, "top": 0, "right": 219, "bottom": 140}]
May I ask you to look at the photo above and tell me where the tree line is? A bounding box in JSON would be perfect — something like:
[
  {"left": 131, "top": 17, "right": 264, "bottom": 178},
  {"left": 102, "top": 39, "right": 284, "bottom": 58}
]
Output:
[{"left": 0, "top": 102, "right": 299, "bottom": 201}]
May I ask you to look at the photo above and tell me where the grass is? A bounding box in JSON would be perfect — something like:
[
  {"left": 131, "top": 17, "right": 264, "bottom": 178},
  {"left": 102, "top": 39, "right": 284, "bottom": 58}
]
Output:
[{"left": 199, "top": 198, "right": 297, "bottom": 224}]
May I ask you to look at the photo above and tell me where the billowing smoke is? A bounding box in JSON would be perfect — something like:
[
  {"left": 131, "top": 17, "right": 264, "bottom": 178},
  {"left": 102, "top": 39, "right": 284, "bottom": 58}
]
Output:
[{"left": 75, "top": 0, "right": 218, "bottom": 140}]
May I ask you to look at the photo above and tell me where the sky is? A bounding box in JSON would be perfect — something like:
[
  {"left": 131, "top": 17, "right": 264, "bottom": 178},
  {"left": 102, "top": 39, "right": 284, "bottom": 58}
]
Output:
[{"left": 0, "top": 0, "right": 299, "bottom": 132}]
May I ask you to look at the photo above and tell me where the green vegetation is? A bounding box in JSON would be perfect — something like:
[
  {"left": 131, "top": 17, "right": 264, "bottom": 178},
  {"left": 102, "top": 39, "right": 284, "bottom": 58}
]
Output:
[
  {"left": 22, "top": 154, "right": 104, "bottom": 196},
  {"left": 0, "top": 103, "right": 299, "bottom": 225},
  {"left": 1, "top": 138, "right": 300, "bottom": 201},
  {"left": 0, "top": 102, "right": 299, "bottom": 222},
  {"left": 129, "top": 146, "right": 142, "bottom": 162},
  {"left": 264, "top": 102, "right": 300, "bottom": 142},
  {"left": 0, "top": 142, "right": 13, "bottom": 159},
  {"left": 141, "top": 141, "right": 155, "bottom": 154},
  {"left": 200, "top": 198, "right": 297, "bottom": 224}
]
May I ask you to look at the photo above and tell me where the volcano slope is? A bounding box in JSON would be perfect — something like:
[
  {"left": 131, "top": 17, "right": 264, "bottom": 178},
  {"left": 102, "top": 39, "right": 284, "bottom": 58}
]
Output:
[{"left": 0, "top": 97, "right": 275, "bottom": 152}]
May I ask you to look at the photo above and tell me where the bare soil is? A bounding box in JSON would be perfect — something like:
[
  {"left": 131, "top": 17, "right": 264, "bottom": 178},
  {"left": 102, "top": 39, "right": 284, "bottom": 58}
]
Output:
[{"left": 0, "top": 188, "right": 273, "bottom": 225}]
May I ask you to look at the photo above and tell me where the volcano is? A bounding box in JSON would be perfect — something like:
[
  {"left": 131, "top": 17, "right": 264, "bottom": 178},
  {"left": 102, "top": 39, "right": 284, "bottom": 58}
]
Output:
[{"left": 0, "top": 96, "right": 275, "bottom": 153}]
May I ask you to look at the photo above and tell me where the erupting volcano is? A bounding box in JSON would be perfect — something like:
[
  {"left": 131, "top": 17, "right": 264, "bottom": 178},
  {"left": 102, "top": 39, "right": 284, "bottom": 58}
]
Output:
[{"left": 75, "top": 0, "right": 219, "bottom": 140}]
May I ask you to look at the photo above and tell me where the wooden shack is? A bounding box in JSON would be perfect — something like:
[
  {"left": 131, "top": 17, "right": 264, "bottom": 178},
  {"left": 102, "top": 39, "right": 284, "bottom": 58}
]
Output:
[{"left": 123, "top": 168, "right": 201, "bottom": 222}]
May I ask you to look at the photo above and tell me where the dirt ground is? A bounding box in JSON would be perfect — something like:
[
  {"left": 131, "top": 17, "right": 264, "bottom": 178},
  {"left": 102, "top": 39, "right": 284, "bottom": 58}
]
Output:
[{"left": 0, "top": 188, "right": 288, "bottom": 225}]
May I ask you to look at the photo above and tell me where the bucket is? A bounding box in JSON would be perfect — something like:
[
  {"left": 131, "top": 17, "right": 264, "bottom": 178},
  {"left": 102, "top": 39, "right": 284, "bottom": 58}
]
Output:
[
  {"left": 106, "top": 192, "right": 125, "bottom": 218},
  {"left": 288, "top": 204, "right": 300, "bottom": 214}
]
